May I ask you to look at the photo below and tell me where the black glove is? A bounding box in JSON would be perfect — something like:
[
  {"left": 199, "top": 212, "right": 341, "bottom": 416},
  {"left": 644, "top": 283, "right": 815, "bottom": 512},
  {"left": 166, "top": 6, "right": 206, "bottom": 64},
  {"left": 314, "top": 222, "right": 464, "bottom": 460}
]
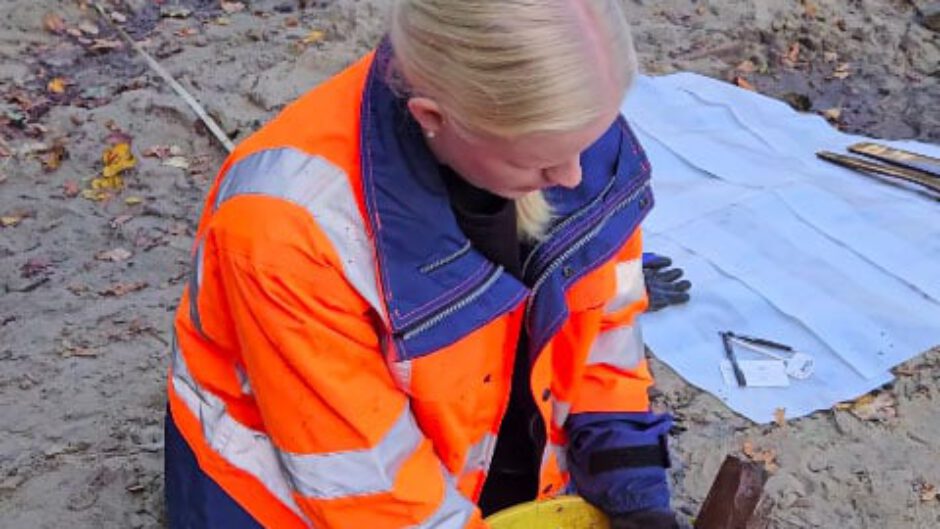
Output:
[
  {"left": 642, "top": 253, "right": 691, "bottom": 312},
  {"left": 610, "top": 510, "right": 686, "bottom": 529}
]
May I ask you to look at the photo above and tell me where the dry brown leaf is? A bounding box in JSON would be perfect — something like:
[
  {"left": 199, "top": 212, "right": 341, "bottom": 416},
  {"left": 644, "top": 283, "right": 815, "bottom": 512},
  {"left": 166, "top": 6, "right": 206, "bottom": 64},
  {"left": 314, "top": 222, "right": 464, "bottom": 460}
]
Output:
[
  {"left": 162, "top": 156, "right": 190, "bottom": 170},
  {"left": 822, "top": 107, "right": 842, "bottom": 122},
  {"left": 302, "top": 30, "right": 326, "bottom": 45},
  {"left": 96, "top": 247, "right": 133, "bottom": 262},
  {"left": 774, "top": 408, "right": 787, "bottom": 427},
  {"left": 849, "top": 392, "right": 897, "bottom": 421},
  {"left": 221, "top": 1, "right": 246, "bottom": 14},
  {"left": 78, "top": 21, "right": 99, "bottom": 36},
  {"left": 786, "top": 42, "right": 801, "bottom": 64},
  {"left": 89, "top": 39, "right": 123, "bottom": 51},
  {"left": 823, "top": 51, "right": 839, "bottom": 63},
  {"left": 175, "top": 27, "right": 199, "bottom": 38},
  {"left": 832, "top": 63, "right": 851, "bottom": 80},
  {"left": 42, "top": 13, "right": 67, "bottom": 34},
  {"left": 0, "top": 174, "right": 8, "bottom": 185},
  {"left": 41, "top": 143, "right": 68, "bottom": 172},
  {"left": 803, "top": 0, "right": 818, "bottom": 18},
  {"left": 102, "top": 143, "right": 136, "bottom": 178},
  {"left": 735, "top": 60, "right": 757, "bottom": 74},
  {"left": 733, "top": 76, "right": 756, "bottom": 91},
  {"left": 920, "top": 483, "right": 938, "bottom": 502},
  {"left": 742, "top": 440, "right": 779, "bottom": 472},
  {"left": 63, "top": 179, "right": 80, "bottom": 198},
  {"left": 284, "top": 17, "right": 300, "bottom": 28},
  {"left": 99, "top": 281, "right": 148, "bottom": 297},
  {"left": 1, "top": 215, "right": 24, "bottom": 227},
  {"left": 110, "top": 215, "right": 134, "bottom": 229}
]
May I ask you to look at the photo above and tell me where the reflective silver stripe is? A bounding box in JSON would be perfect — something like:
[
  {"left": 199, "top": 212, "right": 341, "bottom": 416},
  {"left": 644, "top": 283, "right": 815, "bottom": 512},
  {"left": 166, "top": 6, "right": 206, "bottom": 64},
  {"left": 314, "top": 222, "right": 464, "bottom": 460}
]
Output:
[
  {"left": 541, "top": 442, "right": 568, "bottom": 473},
  {"left": 461, "top": 433, "right": 497, "bottom": 476},
  {"left": 552, "top": 399, "right": 571, "bottom": 430},
  {"left": 411, "top": 473, "right": 476, "bottom": 529},
  {"left": 606, "top": 257, "right": 645, "bottom": 312},
  {"left": 586, "top": 324, "right": 645, "bottom": 371},
  {"left": 234, "top": 365, "right": 252, "bottom": 395},
  {"left": 389, "top": 359, "right": 413, "bottom": 394},
  {"left": 278, "top": 407, "right": 424, "bottom": 500},
  {"left": 214, "top": 147, "right": 384, "bottom": 319},
  {"left": 188, "top": 239, "right": 207, "bottom": 337},
  {"left": 170, "top": 340, "right": 308, "bottom": 522}
]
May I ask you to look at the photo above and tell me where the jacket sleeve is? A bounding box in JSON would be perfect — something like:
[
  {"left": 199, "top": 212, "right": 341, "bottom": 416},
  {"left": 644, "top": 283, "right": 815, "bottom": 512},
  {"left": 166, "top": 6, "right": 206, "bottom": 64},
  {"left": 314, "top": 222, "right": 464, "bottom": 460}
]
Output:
[
  {"left": 208, "top": 200, "right": 484, "bottom": 529},
  {"left": 565, "top": 229, "right": 674, "bottom": 516}
]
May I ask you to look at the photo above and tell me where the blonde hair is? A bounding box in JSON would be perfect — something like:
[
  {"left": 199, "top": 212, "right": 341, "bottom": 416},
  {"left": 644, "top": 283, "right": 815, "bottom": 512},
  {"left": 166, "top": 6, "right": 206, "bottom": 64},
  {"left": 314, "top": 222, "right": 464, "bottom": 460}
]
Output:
[{"left": 389, "top": 0, "right": 638, "bottom": 240}]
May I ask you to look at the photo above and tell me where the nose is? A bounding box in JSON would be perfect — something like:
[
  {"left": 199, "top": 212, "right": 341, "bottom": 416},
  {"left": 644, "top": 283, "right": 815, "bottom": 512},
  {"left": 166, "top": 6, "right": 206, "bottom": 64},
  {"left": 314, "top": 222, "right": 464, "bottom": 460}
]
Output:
[{"left": 543, "top": 157, "right": 582, "bottom": 189}]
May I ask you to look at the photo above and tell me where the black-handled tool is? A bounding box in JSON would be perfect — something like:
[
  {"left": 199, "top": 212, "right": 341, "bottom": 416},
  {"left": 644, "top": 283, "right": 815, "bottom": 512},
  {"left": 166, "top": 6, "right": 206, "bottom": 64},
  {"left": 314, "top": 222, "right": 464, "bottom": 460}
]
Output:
[{"left": 720, "top": 331, "right": 747, "bottom": 387}]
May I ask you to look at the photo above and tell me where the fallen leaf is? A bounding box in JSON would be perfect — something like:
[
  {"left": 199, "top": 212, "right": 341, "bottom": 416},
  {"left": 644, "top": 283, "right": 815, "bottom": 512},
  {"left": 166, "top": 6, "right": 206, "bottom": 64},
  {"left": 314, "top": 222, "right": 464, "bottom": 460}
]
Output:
[
  {"left": 920, "top": 483, "right": 938, "bottom": 502},
  {"left": 823, "top": 51, "right": 839, "bottom": 62},
  {"left": 162, "top": 156, "right": 190, "bottom": 170},
  {"left": 302, "top": 30, "right": 326, "bottom": 45},
  {"left": 774, "top": 408, "right": 787, "bottom": 427},
  {"left": 822, "top": 107, "right": 842, "bottom": 122},
  {"left": 832, "top": 63, "right": 851, "bottom": 80},
  {"left": 124, "top": 196, "right": 143, "bottom": 206},
  {"left": 102, "top": 143, "right": 136, "bottom": 178},
  {"left": 21, "top": 257, "right": 52, "bottom": 278},
  {"left": 63, "top": 179, "right": 80, "bottom": 197},
  {"left": 0, "top": 174, "right": 8, "bottom": 185},
  {"left": 47, "top": 77, "right": 68, "bottom": 94},
  {"left": 42, "top": 13, "right": 67, "bottom": 34},
  {"left": 81, "top": 189, "right": 112, "bottom": 202},
  {"left": 41, "top": 143, "right": 68, "bottom": 172},
  {"left": 849, "top": 392, "right": 897, "bottom": 421},
  {"left": 89, "top": 39, "right": 123, "bottom": 51},
  {"left": 96, "top": 247, "right": 133, "bottom": 262},
  {"left": 161, "top": 6, "right": 193, "bottom": 19},
  {"left": 221, "top": 1, "right": 246, "bottom": 14},
  {"left": 78, "top": 21, "right": 99, "bottom": 36},
  {"left": 783, "top": 92, "right": 813, "bottom": 112},
  {"left": 99, "top": 281, "right": 148, "bottom": 297},
  {"left": 733, "top": 76, "right": 756, "bottom": 91},
  {"left": 142, "top": 145, "right": 171, "bottom": 159},
  {"left": 214, "top": 16, "right": 231, "bottom": 26},
  {"left": 802, "top": 0, "right": 818, "bottom": 18},
  {"left": 735, "top": 60, "right": 757, "bottom": 74},
  {"left": 1, "top": 215, "right": 24, "bottom": 227},
  {"left": 742, "top": 440, "right": 779, "bottom": 472},
  {"left": 284, "top": 17, "right": 300, "bottom": 28},
  {"left": 67, "top": 283, "right": 89, "bottom": 295},
  {"left": 110, "top": 11, "right": 127, "bottom": 23},
  {"left": 110, "top": 215, "right": 134, "bottom": 229},
  {"left": 786, "top": 42, "right": 801, "bottom": 65},
  {"left": 175, "top": 27, "right": 199, "bottom": 38},
  {"left": 893, "top": 364, "right": 917, "bottom": 377}
]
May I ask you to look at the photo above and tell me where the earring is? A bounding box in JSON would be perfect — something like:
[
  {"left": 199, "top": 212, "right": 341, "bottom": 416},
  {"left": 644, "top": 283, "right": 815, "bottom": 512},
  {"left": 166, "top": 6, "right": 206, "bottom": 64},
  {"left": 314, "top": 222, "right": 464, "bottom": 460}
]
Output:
[{"left": 425, "top": 130, "right": 436, "bottom": 139}]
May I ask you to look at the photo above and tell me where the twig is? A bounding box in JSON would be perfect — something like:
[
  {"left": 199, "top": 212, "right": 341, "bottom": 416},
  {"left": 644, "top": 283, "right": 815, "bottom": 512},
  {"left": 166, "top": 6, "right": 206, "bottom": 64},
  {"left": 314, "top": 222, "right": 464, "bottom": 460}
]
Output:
[{"left": 91, "top": 3, "right": 235, "bottom": 153}]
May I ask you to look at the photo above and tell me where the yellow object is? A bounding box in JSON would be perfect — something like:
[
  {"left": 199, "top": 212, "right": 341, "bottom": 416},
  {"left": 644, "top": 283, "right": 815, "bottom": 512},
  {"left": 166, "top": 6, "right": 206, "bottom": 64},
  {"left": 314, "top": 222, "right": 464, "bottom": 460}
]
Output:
[{"left": 486, "top": 496, "right": 610, "bottom": 529}]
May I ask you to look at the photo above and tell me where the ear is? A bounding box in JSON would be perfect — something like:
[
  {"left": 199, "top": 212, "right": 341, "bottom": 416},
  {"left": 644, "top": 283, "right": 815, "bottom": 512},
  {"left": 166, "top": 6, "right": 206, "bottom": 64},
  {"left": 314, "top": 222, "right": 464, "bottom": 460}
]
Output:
[{"left": 407, "top": 97, "right": 445, "bottom": 135}]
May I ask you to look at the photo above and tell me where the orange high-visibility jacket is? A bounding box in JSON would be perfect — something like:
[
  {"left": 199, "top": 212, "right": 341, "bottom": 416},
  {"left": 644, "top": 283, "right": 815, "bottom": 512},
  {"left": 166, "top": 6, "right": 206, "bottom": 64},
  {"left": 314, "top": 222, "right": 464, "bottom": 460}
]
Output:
[{"left": 166, "top": 43, "right": 671, "bottom": 529}]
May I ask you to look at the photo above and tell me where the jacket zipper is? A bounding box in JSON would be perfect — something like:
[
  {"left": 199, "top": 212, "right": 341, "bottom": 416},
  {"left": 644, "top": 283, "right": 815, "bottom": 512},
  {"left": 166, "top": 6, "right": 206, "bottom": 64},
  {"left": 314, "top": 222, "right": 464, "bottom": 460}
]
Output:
[
  {"left": 397, "top": 180, "right": 648, "bottom": 342},
  {"left": 525, "top": 180, "right": 650, "bottom": 320},
  {"left": 399, "top": 264, "right": 508, "bottom": 341}
]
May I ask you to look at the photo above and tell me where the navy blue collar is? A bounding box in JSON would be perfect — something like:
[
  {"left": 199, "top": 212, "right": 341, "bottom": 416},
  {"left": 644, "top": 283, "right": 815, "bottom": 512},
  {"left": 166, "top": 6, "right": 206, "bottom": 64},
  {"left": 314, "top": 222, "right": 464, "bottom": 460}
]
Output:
[{"left": 359, "top": 41, "right": 651, "bottom": 359}]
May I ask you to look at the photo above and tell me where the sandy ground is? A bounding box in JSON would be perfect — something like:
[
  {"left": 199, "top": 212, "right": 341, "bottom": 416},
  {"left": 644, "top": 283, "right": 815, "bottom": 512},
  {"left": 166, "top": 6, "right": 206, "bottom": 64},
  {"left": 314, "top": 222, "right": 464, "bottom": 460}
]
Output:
[{"left": 1, "top": 1, "right": 938, "bottom": 527}]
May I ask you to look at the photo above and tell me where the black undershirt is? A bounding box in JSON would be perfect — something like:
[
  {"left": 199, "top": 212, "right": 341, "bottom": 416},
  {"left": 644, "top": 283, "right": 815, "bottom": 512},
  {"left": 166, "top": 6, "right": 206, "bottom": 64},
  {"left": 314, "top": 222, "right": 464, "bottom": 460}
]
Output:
[{"left": 441, "top": 167, "right": 544, "bottom": 516}]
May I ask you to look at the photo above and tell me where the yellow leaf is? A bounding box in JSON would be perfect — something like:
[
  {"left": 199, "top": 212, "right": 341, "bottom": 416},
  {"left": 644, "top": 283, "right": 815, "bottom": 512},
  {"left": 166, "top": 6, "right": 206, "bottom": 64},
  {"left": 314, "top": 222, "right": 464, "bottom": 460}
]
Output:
[
  {"left": 124, "top": 196, "right": 143, "bottom": 205},
  {"left": 1, "top": 215, "right": 23, "bottom": 227},
  {"left": 774, "top": 408, "right": 786, "bottom": 427},
  {"left": 81, "top": 189, "right": 111, "bottom": 201},
  {"left": 91, "top": 174, "right": 124, "bottom": 191},
  {"left": 302, "top": 30, "right": 326, "bottom": 45},
  {"left": 102, "top": 143, "right": 136, "bottom": 178},
  {"left": 48, "top": 77, "right": 67, "bottom": 94}
]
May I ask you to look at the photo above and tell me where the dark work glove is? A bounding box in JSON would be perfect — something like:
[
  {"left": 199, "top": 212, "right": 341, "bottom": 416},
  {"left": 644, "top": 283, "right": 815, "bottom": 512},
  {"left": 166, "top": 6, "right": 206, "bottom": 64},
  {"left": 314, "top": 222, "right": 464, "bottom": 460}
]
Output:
[
  {"left": 610, "top": 510, "right": 686, "bottom": 529},
  {"left": 642, "top": 253, "right": 691, "bottom": 312}
]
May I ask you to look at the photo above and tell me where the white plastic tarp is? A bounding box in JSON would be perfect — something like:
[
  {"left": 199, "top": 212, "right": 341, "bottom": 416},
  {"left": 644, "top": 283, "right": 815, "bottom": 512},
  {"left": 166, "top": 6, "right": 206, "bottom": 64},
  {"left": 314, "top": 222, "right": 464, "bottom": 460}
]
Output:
[{"left": 627, "top": 73, "right": 940, "bottom": 423}]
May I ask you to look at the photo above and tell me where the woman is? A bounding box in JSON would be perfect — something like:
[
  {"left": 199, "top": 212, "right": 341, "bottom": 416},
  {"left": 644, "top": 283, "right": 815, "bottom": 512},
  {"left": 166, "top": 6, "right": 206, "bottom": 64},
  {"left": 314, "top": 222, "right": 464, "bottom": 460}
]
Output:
[{"left": 164, "top": 1, "right": 679, "bottom": 528}]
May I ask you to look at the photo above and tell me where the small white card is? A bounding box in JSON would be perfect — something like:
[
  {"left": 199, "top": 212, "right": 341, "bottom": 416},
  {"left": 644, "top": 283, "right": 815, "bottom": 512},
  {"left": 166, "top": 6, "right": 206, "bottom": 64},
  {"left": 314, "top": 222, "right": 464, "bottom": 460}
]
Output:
[{"left": 720, "top": 360, "right": 791, "bottom": 387}]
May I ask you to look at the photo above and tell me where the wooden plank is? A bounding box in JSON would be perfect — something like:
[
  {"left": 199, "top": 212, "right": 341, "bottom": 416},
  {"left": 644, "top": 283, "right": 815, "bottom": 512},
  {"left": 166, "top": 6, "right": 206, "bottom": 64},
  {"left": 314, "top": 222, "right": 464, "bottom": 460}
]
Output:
[
  {"left": 694, "top": 456, "right": 768, "bottom": 529},
  {"left": 848, "top": 142, "right": 940, "bottom": 179},
  {"left": 816, "top": 151, "right": 940, "bottom": 195}
]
